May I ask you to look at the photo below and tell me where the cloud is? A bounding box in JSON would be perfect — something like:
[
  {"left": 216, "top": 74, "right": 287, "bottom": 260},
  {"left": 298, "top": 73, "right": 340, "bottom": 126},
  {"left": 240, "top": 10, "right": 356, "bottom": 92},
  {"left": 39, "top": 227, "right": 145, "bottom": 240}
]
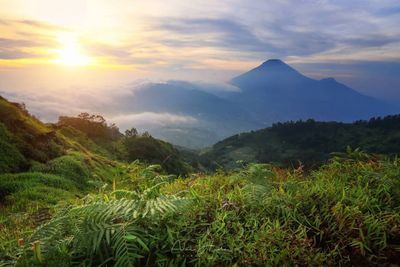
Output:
[
  {"left": 156, "top": 18, "right": 276, "bottom": 53},
  {"left": 0, "top": 19, "right": 63, "bottom": 61},
  {"left": 150, "top": 9, "right": 400, "bottom": 62},
  {"left": 0, "top": 37, "right": 55, "bottom": 59},
  {"left": 110, "top": 112, "right": 197, "bottom": 129},
  {"left": 0, "top": 18, "right": 67, "bottom": 31},
  {"left": 0, "top": 0, "right": 400, "bottom": 100}
]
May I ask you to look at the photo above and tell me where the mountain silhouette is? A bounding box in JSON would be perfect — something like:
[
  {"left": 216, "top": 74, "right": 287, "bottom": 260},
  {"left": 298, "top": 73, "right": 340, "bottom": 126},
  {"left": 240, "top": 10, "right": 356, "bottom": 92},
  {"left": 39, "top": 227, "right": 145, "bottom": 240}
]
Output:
[
  {"left": 102, "top": 60, "right": 398, "bottom": 148},
  {"left": 227, "top": 59, "right": 395, "bottom": 124}
]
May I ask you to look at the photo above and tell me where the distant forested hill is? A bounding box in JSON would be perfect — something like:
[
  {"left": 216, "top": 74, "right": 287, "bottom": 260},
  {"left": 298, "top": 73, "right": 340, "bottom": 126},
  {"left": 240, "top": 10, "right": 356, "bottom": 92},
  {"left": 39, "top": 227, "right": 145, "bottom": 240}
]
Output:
[{"left": 202, "top": 115, "right": 400, "bottom": 169}]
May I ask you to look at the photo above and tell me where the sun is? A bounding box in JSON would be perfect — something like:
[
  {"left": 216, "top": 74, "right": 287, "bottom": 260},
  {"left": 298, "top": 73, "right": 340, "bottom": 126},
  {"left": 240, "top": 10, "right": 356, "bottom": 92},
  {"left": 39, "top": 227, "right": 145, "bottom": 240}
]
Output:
[{"left": 53, "top": 33, "right": 93, "bottom": 66}]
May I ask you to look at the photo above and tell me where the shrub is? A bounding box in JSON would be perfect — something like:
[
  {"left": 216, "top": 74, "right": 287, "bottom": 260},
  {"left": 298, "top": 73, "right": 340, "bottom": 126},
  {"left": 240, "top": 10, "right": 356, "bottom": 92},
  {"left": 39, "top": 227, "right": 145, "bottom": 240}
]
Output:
[
  {"left": 30, "top": 153, "right": 91, "bottom": 188},
  {"left": 0, "top": 123, "right": 26, "bottom": 173},
  {"left": 0, "top": 172, "right": 76, "bottom": 203}
]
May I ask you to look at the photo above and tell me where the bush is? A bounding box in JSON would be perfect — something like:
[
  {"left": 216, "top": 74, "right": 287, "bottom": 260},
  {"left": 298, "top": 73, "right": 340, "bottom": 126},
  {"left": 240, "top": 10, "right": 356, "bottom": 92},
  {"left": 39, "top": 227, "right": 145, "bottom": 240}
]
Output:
[
  {"left": 0, "top": 172, "right": 76, "bottom": 203},
  {"left": 122, "top": 136, "right": 191, "bottom": 176},
  {"left": 0, "top": 123, "right": 26, "bottom": 173},
  {"left": 0, "top": 97, "right": 64, "bottom": 166},
  {"left": 30, "top": 153, "right": 91, "bottom": 188}
]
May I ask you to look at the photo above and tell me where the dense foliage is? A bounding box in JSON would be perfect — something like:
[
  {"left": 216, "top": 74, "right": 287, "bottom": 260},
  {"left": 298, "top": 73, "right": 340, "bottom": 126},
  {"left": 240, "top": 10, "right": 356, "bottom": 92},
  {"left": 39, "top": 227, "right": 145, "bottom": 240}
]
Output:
[
  {"left": 1, "top": 95, "right": 400, "bottom": 266},
  {"left": 4, "top": 153, "right": 400, "bottom": 266},
  {"left": 58, "top": 113, "right": 122, "bottom": 152},
  {"left": 0, "top": 96, "right": 191, "bottom": 176},
  {"left": 122, "top": 135, "right": 191, "bottom": 176},
  {"left": 204, "top": 116, "right": 400, "bottom": 169},
  {"left": 57, "top": 113, "right": 191, "bottom": 175},
  {"left": 0, "top": 96, "right": 64, "bottom": 169},
  {"left": 0, "top": 123, "right": 26, "bottom": 173}
]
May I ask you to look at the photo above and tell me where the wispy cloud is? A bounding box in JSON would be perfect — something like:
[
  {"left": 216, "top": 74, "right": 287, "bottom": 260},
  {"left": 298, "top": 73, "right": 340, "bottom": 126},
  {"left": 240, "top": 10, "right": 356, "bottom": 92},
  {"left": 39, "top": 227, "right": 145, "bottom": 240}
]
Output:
[
  {"left": 110, "top": 112, "right": 197, "bottom": 129},
  {"left": 0, "top": 0, "right": 399, "bottom": 99}
]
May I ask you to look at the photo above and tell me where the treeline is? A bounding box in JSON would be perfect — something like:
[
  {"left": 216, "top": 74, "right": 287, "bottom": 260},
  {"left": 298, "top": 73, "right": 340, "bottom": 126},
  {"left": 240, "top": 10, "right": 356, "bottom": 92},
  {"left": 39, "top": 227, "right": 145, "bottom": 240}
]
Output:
[
  {"left": 204, "top": 115, "right": 400, "bottom": 169},
  {"left": 271, "top": 114, "right": 400, "bottom": 130},
  {"left": 57, "top": 113, "right": 191, "bottom": 175}
]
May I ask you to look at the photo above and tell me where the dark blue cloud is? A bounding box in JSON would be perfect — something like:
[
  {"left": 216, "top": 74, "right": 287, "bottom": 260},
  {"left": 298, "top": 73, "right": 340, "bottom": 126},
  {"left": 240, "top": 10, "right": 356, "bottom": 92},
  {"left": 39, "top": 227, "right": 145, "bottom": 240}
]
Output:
[
  {"left": 375, "top": 6, "right": 400, "bottom": 16},
  {"left": 157, "top": 18, "right": 278, "bottom": 53},
  {"left": 154, "top": 16, "right": 399, "bottom": 58}
]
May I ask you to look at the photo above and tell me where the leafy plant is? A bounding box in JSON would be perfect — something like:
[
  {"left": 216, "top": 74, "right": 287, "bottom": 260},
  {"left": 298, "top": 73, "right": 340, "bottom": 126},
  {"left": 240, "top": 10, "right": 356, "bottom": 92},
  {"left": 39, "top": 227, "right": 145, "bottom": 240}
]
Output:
[{"left": 15, "top": 183, "right": 190, "bottom": 266}]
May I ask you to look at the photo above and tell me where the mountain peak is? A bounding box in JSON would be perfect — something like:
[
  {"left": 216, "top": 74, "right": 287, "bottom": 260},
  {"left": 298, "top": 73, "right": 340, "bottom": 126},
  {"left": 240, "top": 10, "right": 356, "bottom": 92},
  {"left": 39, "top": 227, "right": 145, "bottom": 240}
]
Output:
[
  {"left": 230, "top": 59, "right": 303, "bottom": 88},
  {"left": 261, "top": 59, "right": 285, "bottom": 66},
  {"left": 320, "top": 77, "right": 337, "bottom": 83},
  {"left": 255, "top": 59, "right": 298, "bottom": 73}
]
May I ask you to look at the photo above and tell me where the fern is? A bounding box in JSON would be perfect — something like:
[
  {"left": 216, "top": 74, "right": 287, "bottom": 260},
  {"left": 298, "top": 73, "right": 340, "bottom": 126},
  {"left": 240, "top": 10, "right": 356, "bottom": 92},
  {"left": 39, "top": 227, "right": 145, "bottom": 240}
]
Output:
[{"left": 15, "top": 188, "right": 190, "bottom": 266}]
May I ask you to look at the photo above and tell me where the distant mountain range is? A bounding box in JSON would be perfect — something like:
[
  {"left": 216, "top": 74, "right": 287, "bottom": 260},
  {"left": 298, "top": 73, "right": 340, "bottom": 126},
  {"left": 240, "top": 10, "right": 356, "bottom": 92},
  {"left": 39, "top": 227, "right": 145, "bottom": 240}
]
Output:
[
  {"left": 228, "top": 59, "right": 395, "bottom": 123},
  {"left": 110, "top": 60, "right": 398, "bottom": 148}
]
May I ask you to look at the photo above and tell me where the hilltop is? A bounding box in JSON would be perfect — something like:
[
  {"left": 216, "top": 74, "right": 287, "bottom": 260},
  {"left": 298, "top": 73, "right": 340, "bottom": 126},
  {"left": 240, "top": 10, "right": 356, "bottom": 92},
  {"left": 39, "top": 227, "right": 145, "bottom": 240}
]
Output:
[{"left": 203, "top": 115, "right": 400, "bottom": 169}]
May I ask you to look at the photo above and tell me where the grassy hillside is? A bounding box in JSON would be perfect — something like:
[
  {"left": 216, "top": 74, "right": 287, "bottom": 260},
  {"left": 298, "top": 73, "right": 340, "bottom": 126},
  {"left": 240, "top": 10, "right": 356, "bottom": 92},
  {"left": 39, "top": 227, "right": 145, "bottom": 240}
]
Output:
[
  {"left": 0, "top": 96, "right": 192, "bottom": 176},
  {"left": 1, "top": 95, "right": 400, "bottom": 266},
  {"left": 0, "top": 96, "right": 65, "bottom": 171},
  {"left": 5, "top": 153, "right": 400, "bottom": 266},
  {"left": 0, "top": 96, "right": 192, "bottom": 263},
  {"left": 203, "top": 116, "right": 400, "bottom": 169}
]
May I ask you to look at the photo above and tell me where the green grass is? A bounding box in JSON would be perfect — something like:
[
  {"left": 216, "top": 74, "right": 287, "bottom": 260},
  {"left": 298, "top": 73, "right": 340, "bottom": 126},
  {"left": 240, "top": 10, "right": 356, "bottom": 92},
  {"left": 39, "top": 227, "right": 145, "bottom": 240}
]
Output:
[
  {"left": 5, "top": 154, "right": 399, "bottom": 266},
  {"left": 0, "top": 172, "right": 80, "bottom": 262},
  {"left": 0, "top": 123, "right": 26, "bottom": 173},
  {"left": 0, "top": 172, "right": 76, "bottom": 202},
  {"left": 0, "top": 150, "right": 119, "bottom": 264},
  {"left": 0, "top": 96, "right": 64, "bottom": 167},
  {"left": 30, "top": 153, "right": 92, "bottom": 188}
]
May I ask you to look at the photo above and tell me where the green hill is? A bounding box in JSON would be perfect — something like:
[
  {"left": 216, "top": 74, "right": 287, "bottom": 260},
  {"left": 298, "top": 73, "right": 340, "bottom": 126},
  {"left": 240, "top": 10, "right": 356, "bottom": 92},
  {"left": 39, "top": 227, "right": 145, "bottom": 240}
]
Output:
[
  {"left": 203, "top": 116, "right": 400, "bottom": 169},
  {"left": 0, "top": 96, "right": 65, "bottom": 172},
  {"left": 1, "top": 95, "right": 400, "bottom": 266},
  {"left": 0, "top": 96, "right": 191, "bottom": 176}
]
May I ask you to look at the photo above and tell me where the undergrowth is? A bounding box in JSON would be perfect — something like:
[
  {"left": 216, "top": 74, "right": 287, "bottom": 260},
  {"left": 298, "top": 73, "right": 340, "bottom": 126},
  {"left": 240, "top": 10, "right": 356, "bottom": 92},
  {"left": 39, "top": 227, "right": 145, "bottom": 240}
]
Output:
[{"left": 2, "top": 151, "right": 399, "bottom": 266}]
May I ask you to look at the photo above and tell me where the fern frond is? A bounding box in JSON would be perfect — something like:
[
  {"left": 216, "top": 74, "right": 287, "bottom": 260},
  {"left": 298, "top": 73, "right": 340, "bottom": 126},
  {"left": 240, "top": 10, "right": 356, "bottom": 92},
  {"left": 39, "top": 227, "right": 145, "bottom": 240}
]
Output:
[{"left": 16, "top": 190, "right": 190, "bottom": 266}]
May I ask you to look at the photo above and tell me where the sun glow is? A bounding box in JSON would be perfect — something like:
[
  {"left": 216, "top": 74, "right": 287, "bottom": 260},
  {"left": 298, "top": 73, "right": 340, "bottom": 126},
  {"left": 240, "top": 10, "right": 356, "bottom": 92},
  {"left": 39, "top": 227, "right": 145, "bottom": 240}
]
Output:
[{"left": 53, "top": 33, "right": 93, "bottom": 66}]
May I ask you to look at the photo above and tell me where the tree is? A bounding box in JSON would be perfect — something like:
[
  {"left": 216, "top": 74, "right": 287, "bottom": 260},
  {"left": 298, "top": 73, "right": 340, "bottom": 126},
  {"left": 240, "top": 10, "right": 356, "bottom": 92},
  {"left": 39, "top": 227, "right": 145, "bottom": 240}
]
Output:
[
  {"left": 125, "top": 128, "right": 138, "bottom": 137},
  {"left": 142, "top": 131, "right": 152, "bottom": 138}
]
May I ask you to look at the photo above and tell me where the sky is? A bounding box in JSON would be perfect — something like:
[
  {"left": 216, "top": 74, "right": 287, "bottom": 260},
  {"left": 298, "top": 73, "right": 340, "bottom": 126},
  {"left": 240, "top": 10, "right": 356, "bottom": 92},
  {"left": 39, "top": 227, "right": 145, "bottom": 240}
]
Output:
[{"left": 0, "top": 0, "right": 399, "bottom": 122}]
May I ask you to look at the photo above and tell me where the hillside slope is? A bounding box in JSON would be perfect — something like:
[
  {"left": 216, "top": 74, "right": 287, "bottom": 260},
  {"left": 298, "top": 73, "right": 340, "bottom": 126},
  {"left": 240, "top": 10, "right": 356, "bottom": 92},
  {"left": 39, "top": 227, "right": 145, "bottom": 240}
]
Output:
[
  {"left": 0, "top": 96, "right": 193, "bottom": 176},
  {"left": 203, "top": 115, "right": 400, "bottom": 169},
  {"left": 0, "top": 96, "right": 65, "bottom": 172}
]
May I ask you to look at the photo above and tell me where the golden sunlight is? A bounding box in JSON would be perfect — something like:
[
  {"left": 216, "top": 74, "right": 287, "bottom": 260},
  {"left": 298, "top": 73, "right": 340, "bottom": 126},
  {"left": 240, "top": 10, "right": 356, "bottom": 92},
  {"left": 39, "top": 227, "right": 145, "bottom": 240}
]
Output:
[{"left": 53, "top": 33, "right": 93, "bottom": 66}]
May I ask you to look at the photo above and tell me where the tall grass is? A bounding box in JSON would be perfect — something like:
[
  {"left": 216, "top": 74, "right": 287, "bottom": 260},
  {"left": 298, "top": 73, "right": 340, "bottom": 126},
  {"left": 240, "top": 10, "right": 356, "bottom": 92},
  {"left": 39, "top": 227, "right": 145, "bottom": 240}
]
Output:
[{"left": 6, "top": 153, "right": 400, "bottom": 266}]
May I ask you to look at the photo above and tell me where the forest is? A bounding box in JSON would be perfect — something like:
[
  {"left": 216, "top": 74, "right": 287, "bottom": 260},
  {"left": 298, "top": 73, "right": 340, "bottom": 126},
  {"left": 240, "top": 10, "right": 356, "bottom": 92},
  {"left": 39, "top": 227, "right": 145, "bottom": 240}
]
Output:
[
  {"left": 1, "top": 95, "right": 400, "bottom": 266},
  {"left": 204, "top": 117, "right": 400, "bottom": 169}
]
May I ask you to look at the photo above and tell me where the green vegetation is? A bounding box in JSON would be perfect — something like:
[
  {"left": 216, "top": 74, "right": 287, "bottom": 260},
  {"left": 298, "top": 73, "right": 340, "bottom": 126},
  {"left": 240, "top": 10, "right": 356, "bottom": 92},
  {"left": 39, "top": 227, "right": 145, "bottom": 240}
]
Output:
[
  {"left": 0, "top": 96, "right": 64, "bottom": 167},
  {"left": 4, "top": 154, "right": 400, "bottom": 266},
  {"left": 57, "top": 114, "right": 191, "bottom": 175},
  {"left": 204, "top": 116, "right": 400, "bottom": 169},
  {"left": 0, "top": 123, "right": 26, "bottom": 173},
  {"left": 122, "top": 135, "right": 191, "bottom": 176},
  {"left": 1, "top": 95, "right": 400, "bottom": 266}
]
